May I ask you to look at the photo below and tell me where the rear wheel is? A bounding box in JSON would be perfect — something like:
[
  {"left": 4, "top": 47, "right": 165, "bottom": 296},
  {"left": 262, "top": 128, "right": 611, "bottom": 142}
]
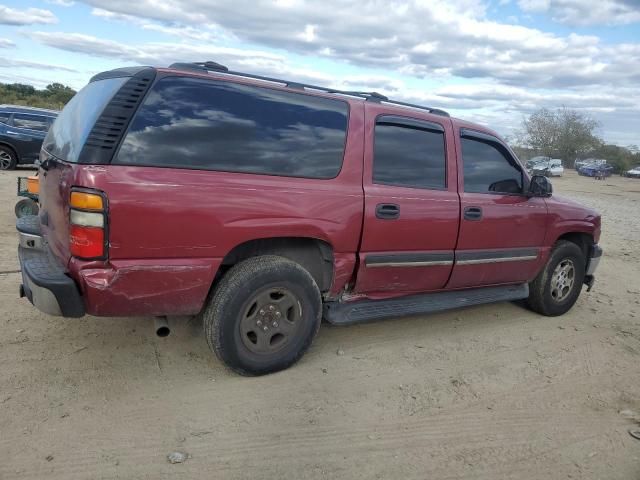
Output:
[
  {"left": 0, "top": 146, "right": 17, "bottom": 170},
  {"left": 527, "top": 241, "right": 585, "bottom": 316},
  {"left": 15, "top": 198, "right": 39, "bottom": 218},
  {"left": 201, "top": 255, "right": 322, "bottom": 376}
]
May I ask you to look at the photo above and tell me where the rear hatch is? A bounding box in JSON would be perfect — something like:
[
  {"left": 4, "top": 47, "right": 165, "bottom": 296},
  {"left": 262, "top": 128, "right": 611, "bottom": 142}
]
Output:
[{"left": 38, "top": 69, "right": 154, "bottom": 265}]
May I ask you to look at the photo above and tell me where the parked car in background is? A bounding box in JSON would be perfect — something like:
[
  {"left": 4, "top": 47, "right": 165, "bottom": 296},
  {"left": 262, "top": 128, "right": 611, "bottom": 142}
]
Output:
[
  {"left": 575, "top": 158, "right": 606, "bottom": 171},
  {"left": 578, "top": 163, "right": 614, "bottom": 177},
  {"left": 623, "top": 166, "right": 640, "bottom": 178},
  {"left": 16, "top": 62, "right": 603, "bottom": 375},
  {"left": 532, "top": 158, "right": 564, "bottom": 177},
  {"left": 0, "top": 105, "right": 58, "bottom": 170},
  {"left": 526, "top": 156, "right": 550, "bottom": 172}
]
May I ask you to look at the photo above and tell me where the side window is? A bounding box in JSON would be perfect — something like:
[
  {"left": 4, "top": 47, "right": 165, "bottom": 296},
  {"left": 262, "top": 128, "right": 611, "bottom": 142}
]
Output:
[
  {"left": 115, "top": 77, "right": 349, "bottom": 179},
  {"left": 373, "top": 120, "right": 446, "bottom": 190},
  {"left": 461, "top": 137, "right": 522, "bottom": 194},
  {"left": 0, "top": 113, "right": 10, "bottom": 124},
  {"left": 13, "top": 114, "right": 49, "bottom": 132}
]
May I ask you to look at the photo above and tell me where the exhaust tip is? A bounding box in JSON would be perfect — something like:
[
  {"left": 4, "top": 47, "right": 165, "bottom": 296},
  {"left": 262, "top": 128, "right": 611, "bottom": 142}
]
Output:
[
  {"left": 154, "top": 317, "right": 170, "bottom": 337},
  {"left": 156, "top": 326, "right": 170, "bottom": 337}
]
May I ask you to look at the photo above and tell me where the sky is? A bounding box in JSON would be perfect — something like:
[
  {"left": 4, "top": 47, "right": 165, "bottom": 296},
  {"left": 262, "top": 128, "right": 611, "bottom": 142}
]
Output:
[{"left": 0, "top": 0, "right": 639, "bottom": 146}]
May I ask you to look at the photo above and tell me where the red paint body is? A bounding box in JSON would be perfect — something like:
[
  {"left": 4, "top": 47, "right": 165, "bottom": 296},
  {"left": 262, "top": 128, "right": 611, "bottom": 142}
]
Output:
[{"left": 38, "top": 68, "right": 601, "bottom": 317}]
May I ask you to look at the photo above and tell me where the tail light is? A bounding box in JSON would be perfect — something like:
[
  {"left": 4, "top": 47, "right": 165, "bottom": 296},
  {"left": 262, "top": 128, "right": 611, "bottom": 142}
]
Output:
[{"left": 69, "top": 190, "right": 107, "bottom": 259}]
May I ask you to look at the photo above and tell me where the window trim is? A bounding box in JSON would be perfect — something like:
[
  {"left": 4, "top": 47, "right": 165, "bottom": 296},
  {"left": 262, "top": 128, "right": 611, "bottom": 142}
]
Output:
[
  {"left": 372, "top": 114, "right": 448, "bottom": 191},
  {"left": 111, "top": 74, "right": 351, "bottom": 180},
  {"left": 460, "top": 128, "right": 526, "bottom": 196}
]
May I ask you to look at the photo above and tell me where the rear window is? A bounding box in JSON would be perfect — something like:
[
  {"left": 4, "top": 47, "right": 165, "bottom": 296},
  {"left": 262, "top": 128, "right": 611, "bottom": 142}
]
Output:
[
  {"left": 114, "top": 76, "right": 349, "bottom": 179},
  {"left": 43, "top": 77, "right": 127, "bottom": 162}
]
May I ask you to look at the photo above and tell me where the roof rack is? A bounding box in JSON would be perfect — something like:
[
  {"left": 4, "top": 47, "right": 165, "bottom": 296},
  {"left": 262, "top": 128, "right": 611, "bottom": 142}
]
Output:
[{"left": 167, "top": 61, "right": 450, "bottom": 117}]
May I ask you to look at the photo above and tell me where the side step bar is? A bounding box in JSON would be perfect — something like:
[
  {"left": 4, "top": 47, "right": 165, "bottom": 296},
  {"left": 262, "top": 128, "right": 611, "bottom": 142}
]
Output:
[{"left": 323, "top": 284, "right": 529, "bottom": 326}]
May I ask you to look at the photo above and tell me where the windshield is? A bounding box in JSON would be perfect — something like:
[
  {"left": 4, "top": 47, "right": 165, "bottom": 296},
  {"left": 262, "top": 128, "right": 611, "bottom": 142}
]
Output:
[{"left": 43, "top": 77, "right": 127, "bottom": 162}]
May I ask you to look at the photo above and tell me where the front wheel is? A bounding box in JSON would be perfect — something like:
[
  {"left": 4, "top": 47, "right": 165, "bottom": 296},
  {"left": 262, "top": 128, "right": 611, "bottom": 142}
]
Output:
[
  {"left": 527, "top": 241, "right": 586, "bottom": 316},
  {"left": 201, "top": 255, "right": 322, "bottom": 376}
]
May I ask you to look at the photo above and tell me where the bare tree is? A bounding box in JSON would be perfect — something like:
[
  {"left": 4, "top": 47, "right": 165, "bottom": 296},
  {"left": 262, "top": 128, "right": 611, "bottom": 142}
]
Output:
[{"left": 521, "top": 107, "right": 601, "bottom": 165}]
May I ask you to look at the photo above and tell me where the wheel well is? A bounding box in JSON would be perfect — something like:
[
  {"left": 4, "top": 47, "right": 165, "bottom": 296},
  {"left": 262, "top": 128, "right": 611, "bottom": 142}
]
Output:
[
  {"left": 0, "top": 142, "right": 18, "bottom": 160},
  {"left": 557, "top": 232, "right": 593, "bottom": 258},
  {"left": 219, "top": 237, "right": 334, "bottom": 293}
]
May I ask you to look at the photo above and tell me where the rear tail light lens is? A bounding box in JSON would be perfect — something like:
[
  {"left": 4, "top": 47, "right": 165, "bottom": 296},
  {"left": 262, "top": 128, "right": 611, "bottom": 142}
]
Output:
[
  {"left": 69, "top": 189, "right": 107, "bottom": 259},
  {"left": 70, "top": 225, "right": 105, "bottom": 258}
]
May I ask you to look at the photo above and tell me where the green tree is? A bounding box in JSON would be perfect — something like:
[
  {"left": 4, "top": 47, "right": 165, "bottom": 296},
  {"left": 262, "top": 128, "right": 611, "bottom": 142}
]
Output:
[
  {"left": 0, "top": 81, "right": 76, "bottom": 110},
  {"left": 521, "top": 107, "right": 601, "bottom": 165}
]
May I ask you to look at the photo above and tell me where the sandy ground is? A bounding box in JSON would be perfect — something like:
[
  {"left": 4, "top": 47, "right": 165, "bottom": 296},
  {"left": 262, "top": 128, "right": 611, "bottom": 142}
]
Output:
[{"left": 0, "top": 168, "right": 639, "bottom": 479}]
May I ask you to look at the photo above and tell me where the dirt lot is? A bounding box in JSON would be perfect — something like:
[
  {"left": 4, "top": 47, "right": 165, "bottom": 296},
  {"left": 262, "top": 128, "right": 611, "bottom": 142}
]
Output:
[{"left": 0, "top": 168, "right": 639, "bottom": 479}]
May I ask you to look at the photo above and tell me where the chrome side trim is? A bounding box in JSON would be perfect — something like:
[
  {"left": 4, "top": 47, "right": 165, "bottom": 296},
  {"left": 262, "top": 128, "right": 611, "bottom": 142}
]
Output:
[
  {"left": 456, "top": 255, "right": 538, "bottom": 266},
  {"left": 367, "top": 260, "right": 454, "bottom": 268}
]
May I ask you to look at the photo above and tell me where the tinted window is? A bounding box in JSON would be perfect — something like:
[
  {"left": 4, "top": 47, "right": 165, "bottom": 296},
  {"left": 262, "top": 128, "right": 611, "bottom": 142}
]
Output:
[
  {"left": 115, "top": 77, "right": 349, "bottom": 178},
  {"left": 44, "top": 77, "right": 127, "bottom": 162},
  {"left": 461, "top": 137, "right": 523, "bottom": 194},
  {"left": 373, "top": 122, "right": 446, "bottom": 189},
  {"left": 13, "top": 114, "right": 49, "bottom": 132},
  {"left": 0, "top": 113, "right": 9, "bottom": 124}
]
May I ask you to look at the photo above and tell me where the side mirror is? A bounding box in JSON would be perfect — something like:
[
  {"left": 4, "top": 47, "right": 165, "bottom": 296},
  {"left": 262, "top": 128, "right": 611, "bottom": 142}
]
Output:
[{"left": 528, "top": 175, "right": 553, "bottom": 197}]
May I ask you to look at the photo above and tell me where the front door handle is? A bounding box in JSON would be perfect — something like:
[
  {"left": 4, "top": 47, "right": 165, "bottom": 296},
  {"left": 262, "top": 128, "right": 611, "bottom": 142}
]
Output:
[
  {"left": 464, "top": 206, "right": 482, "bottom": 221},
  {"left": 376, "top": 203, "right": 400, "bottom": 219}
]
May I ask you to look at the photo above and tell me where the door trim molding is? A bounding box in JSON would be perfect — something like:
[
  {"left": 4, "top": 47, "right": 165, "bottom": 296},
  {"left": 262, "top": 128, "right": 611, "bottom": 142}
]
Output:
[
  {"left": 455, "top": 248, "right": 538, "bottom": 265},
  {"left": 365, "top": 252, "right": 454, "bottom": 268},
  {"left": 365, "top": 249, "right": 539, "bottom": 268}
]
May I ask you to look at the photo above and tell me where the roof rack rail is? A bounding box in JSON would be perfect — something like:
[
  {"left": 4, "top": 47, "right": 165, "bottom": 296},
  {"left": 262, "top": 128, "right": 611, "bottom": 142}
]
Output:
[{"left": 167, "top": 61, "right": 449, "bottom": 117}]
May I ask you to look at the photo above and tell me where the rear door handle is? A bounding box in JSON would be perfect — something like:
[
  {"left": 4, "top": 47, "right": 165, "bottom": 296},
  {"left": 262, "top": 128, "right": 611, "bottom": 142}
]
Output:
[
  {"left": 375, "top": 203, "right": 400, "bottom": 219},
  {"left": 464, "top": 206, "right": 482, "bottom": 221}
]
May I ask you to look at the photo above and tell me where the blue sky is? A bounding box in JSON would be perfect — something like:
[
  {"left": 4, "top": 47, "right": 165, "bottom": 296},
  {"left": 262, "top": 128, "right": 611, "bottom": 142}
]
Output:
[{"left": 1, "top": 0, "right": 639, "bottom": 146}]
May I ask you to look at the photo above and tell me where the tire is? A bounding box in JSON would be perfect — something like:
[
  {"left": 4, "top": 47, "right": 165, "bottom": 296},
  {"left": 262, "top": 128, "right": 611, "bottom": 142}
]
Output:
[
  {"left": 15, "top": 198, "right": 39, "bottom": 218},
  {"left": 527, "top": 240, "right": 586, "bottom": 316},
  {"left": 0, "top": 145, "right": 17, "bottom": 170},
  {"left": 201, "top": 255, "right": 322, "bottom": 376}
]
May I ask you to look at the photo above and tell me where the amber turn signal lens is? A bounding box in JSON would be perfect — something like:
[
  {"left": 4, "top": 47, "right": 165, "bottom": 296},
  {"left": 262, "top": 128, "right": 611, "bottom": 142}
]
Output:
[{"left": 70, "top": 191, "right": 104, "bottom": 210}]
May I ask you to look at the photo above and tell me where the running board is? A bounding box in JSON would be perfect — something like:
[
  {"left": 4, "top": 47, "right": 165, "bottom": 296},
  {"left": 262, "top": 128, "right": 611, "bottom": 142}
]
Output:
[{"left": 323, "top": 284, "right": 529, "bottom": 326}]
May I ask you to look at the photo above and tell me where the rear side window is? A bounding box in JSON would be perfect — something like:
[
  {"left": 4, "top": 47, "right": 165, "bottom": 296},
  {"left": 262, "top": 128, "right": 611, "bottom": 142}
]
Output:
[
  {"left": 461, "top": 137, "right": 523, "bottom": 194},
  {"left": 44, "top": 77, "right": 127, "bottom": 163},
  {"left": 115, "top": 76, "right": 349, "bottom": 178},
  {"left": 373, "top": 120, "right": 446, "bottom": 190},
  {"left": 13, "top": 114, "right": 49, "bottom": 132},
  {"left": 0, "top": 113, "right": 9, "bottom": 124}
]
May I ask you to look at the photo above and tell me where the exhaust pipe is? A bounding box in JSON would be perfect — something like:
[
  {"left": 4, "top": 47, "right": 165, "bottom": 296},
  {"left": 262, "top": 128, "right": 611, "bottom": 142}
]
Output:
[{"left": 154, "top": 316, "right": 170, "bottom": 337}]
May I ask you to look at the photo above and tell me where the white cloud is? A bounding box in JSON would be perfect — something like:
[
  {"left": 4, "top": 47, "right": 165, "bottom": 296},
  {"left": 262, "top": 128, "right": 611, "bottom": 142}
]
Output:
[
  {"left": 518, "top": 0, "right": 640, "bottom": 26},
  {"left": 0, "top": 56, "right": 78, "bottom": 72},
  {"left": 0, "top": 38, "right": 15, "bottom": 48},
  {"left": 46, "top": 0, "right": 76, "bottom": 6},
  {"left": 19, "top": 0, "right": 640, "bottom": 144},
  {"left": 0, "top": 5, "right": 58, "bottom": 25}
]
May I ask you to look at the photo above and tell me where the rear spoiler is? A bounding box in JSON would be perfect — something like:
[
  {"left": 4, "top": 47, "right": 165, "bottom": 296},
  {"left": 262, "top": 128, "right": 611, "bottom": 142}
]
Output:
[{"left": 90, "top": 66, "right": 155, "bottom": 82}]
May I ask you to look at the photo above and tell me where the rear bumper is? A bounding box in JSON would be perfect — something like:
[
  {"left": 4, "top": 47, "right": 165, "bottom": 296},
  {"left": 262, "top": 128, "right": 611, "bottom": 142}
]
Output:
[{"left": 17, "top": 215, "right": 85, "bottom": 317}]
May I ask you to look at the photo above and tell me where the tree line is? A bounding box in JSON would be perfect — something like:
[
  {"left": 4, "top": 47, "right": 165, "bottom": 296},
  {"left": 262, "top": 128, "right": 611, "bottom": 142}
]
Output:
[
  {"left": 0, "top": 82, "right": 76, "bottom": 111},
  {"left": 513, "top": 107, "right": 639, "bottom": 173}
]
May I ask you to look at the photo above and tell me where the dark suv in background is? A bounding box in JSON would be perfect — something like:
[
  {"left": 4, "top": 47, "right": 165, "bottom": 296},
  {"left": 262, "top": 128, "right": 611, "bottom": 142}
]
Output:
[{"left": 0, "top": 105, "right": 58, "bottom": 170}]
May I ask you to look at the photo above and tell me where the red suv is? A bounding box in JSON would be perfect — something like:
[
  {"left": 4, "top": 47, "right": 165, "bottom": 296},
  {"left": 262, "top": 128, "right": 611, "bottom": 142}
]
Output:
[{"left": 17, "top": 61, "right": 602, "bottom": 375}]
